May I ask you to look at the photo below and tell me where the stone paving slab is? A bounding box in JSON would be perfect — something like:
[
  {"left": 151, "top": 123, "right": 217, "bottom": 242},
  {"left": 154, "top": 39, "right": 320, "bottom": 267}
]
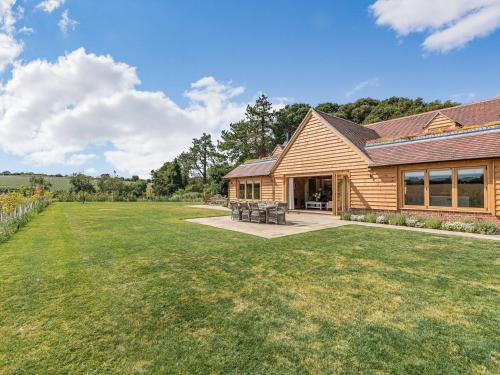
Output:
[
  {"left": 186, "top": 213, "right": 348, "bottom": 238},
  {"left": 187, "top": 204, "right": 231, "bottom": 212}
]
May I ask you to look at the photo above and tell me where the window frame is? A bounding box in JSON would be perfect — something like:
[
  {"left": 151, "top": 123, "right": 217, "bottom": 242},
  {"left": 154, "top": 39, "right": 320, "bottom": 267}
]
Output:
[
  {"left": 456, "top": 166, "right": 486, "bottom": 209},
  {"left": 428, "top": 168, "right": 453, "bottom": 209},
  {"left": 402, "top": 170, "right": 426, "bottom": 208},
  {"left": 237, "top": 178, "right": 262, "bottom": 200},
  {"left": 400, "top": 163, "right": 488, "bottom": 212}
]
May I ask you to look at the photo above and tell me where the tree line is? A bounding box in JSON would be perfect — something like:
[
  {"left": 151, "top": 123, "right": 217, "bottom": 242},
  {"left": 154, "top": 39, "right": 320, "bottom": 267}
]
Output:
[
  {"left": 5, "top": 95, "right": 458, "bottom": 201},
  {"left": 150, "top": 95, "right": 458, "bottom": 197}
]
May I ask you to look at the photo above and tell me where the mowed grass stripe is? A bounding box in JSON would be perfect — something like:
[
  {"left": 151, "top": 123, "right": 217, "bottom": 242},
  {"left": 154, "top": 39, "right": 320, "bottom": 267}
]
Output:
[{"left": 0, "top": 202, "right": 498, "bottom": 374}]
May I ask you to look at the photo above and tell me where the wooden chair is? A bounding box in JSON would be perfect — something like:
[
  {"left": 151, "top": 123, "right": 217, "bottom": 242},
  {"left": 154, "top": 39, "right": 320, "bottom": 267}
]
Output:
[{"left": 267, "top": 202, "right": 287, "bottom": 225}]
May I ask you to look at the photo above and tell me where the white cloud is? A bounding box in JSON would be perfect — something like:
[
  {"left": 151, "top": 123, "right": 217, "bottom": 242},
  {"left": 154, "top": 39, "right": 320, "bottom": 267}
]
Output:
[
  {"left": 36, "top": 0, "right": 65, "bottom": 13},
  {"left": 0, "top": 0, "right": 22, "bottom": 71},
  {"left": 84, "top": 167, "right": 97, "bottom": 176},
  {"left": 66, "top": 153, "right": 97, "bottom": 166},
  {"left": 18, "top": 25, "right": 33, "bottom": 34},
  {"left": 370, "top": 0, "right": 500, "bottom": 53},
  {"left": 450, "top": 92, "right": 477, "bottom": 103},
  {"left": 0, "top": 48, "right": 249, "bottom": 178},
  {"left": 346, "top": 77, "right": 380, "bottom": 97},
  {"left": 58, "top": 9, "right": 77, "bottom": 35}
]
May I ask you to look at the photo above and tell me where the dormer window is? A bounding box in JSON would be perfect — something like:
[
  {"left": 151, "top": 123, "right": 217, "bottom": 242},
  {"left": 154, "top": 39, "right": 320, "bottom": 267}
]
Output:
[{"left": 424, "top": 112, "right": 461, "bottom": 134}]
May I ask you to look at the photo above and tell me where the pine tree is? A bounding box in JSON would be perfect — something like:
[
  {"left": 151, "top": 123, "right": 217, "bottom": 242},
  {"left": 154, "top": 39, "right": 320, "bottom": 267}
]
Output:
[{"left": 246, "top": 94, "right": 274, "bottom": 158}]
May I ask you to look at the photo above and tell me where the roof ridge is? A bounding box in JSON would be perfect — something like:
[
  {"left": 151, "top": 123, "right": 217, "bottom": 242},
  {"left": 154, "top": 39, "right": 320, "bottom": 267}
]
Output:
[
  {"left": 366, "top": 123, "right": 500, "bottom": 148},
  {"left": 243, "top": 157, "right": 276, "bottom": 165},
  {"left": 314, "top": 109, "right": 361, "bottom": 126},
  {"left": 365, "top": 96, "right": 500, "bottom": 128}
]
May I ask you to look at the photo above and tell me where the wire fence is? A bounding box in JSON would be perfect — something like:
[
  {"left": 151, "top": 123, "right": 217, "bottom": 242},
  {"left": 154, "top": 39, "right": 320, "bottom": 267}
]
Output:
[{"left": 0, "top": 199, "right": 49, "bottom": 224}]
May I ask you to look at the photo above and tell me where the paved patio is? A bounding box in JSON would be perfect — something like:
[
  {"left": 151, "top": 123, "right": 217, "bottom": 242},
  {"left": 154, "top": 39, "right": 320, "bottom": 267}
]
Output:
[
  {"left": 186, "top": 211, "right": 348, "bottom": 238},
  {"left": 186, "top": 205, "right": 500, "bottom": 240}
]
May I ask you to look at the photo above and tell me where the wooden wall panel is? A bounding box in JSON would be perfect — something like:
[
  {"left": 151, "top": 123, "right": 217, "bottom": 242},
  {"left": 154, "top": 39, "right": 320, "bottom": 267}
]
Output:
[
  {"left": 228, "top": 179, "right": 237, "bottom": 200},
  {"left": 495, "top": 159, "right": 500, "bottom": 216},
  {"left": 273, "top": 115, "right": 398, "bottom": 210},
  {"left": 425, "top": 113, "right": 455, "bottom": 132},
  {"left": 274, "top": 177, "right": 284, "bottom": 201},
  {"left": 261, "top": 177, "right": 273, "bottom": 200}
]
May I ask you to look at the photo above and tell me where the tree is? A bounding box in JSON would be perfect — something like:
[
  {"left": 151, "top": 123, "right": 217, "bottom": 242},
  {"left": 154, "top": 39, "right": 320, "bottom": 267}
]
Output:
[
  {"left": 176, "top": 151, "right": 194, "bottom": 186},
  {"left": 219, "top": 120, "right": 256, "bottom": 164},
  {"left": 218, "top": 94, "right": 275, "bottom": 164},
  {"left": 315, "top": 102, "right": 340, "bottom": 114},
  {"left": 273, "top": 103, "right": 311, "bottom": 145},
  {"left": 97, "top": 174, "right": 126, "bottom": 199},
  {"left": 69, "top": 173, "right": 95, "bottom": 193},
  {"left": 246, "top": 94, "right": 274, "bottom": 158},
  {"left": 189, "top": 133, "right": 217, "bottom": 184},
  {"left": 29, "top": 175, "right": 52, "bottom": 192},
  {"left": 128, "top": 179, "right": 147, "bottom": 198},
  {"left": 151, "top": 159, "right": 184, "bottom": 196},
  {"left": 207, "top": 159, "right": 232, "bottom": 195}
]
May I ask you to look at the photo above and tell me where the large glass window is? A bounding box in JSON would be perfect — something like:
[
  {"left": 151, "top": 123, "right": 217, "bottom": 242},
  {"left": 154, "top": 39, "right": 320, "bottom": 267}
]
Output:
[
  {"left": 253, "top": 180, "right": 261, "bottom": 200},
  {"left": 404, "top": 171, "right": 425, "bottom": 206},
  {"left": 245, "top": 181, "right": 253, "bottom": 199},
  {"left": 239, "top": 181, "right": 245, "bottom": 199},
  {"left": 429, "top": 169, "right": 452, "bottom": 207},
  {"left": 458, "top": 168, "right": 484, "bottom": 208}
]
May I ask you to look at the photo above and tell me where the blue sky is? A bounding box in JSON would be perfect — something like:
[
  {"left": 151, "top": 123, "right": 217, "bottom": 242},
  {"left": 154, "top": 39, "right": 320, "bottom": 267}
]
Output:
[{"left": 1, "top": 0, "right": 500, "bottom": 177}]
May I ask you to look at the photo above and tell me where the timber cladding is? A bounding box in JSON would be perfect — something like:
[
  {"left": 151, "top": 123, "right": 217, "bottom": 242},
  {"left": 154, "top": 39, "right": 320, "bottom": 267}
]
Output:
[
  {"left": 226, "top": 100, "right": 500, "bottom": 225},
  {"left": 273, "top": 114, "right": 398, "bottom": 211},
  {"left": 496, "top": 160, "right": 500, "bottom": 216}
]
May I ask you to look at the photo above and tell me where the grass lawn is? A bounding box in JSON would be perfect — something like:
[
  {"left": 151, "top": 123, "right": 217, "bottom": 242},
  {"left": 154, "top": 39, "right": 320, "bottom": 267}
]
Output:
[{"left": 0, "top": 203, "right": 499, "bottom": 374}]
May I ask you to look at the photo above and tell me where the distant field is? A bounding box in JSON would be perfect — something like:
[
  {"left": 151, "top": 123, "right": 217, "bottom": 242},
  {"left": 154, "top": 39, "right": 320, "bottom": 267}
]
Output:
[{"left": 0, "top": 175, "right": 71, "bottom": 191}]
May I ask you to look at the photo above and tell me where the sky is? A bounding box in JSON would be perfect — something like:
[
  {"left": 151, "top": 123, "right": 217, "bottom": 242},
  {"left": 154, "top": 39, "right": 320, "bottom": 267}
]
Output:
[{"left": 0, "top": 0, "right": 499, "bottom": 178}]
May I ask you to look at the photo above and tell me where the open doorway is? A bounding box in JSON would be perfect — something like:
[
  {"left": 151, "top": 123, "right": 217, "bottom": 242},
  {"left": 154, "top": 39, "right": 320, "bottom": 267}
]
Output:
[{"left": 289, "top": 176, "right": 333, "bottom": 212}]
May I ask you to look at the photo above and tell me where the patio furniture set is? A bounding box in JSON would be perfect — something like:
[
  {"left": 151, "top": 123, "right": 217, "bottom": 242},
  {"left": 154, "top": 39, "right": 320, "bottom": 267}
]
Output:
[{"left": 230, "top": 201, "right": 287, "bottom": 224}]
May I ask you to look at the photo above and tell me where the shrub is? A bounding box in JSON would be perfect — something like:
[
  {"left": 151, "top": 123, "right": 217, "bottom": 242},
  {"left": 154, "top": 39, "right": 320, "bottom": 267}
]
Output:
[
  {"left": 350, "top": 214, "right": 366, "bottom": 222},
  {"left": 376, "top": 215, "right": 388, "bottom": 224},
  {"left": 167, "top": 192, "right": 203, "bottom": 202},
  {"left": 424, "top": 217, "right": 443, "bottom": 229},
  {"left": 405, "top": 217, "right": 419, "bottom": 227},
  {"left": 474, "top": 221, "right": 497, "bottom": 235},
  {"left": 388, "top": 213, "right": 406, "bottom": 226},
  {"left": 365, "top": 214, "right": 377, "bottom": 223},
  {"left": 340, "top": 211, "right": 352, "bottom": 221}
]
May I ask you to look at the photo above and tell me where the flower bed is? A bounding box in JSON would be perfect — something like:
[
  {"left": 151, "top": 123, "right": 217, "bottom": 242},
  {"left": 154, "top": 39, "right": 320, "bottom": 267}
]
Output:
[{"left": 340, "top": 211, "right": 497, "bottom": 235}]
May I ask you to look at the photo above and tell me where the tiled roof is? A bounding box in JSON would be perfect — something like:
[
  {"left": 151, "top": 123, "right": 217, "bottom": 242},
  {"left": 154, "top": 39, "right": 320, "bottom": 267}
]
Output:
[
  {"left": 225, "top": 97, "right": 500, "bottom": 177},
  {"left": 224, "top": 158, "right": 276, "bottom": 178},
  {"left": 366, "top": 128, "right": 500, "bottom": 166},
  {"left": 365, "top": 97, "right": 500, "bottom": 138},
  {"left": 315, "top": 110, "right": 379, "bottom": 155}
]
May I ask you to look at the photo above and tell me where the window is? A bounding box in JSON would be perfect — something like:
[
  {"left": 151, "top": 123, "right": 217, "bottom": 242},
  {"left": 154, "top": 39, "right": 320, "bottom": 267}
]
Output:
[
  {"left": 239, "top": 181, "right": 245, "bottom": 199},
  {"left": 253, "top": 180, "right": 261, "bottom": 200},
  {"left": 458, "top": 168, "right": 484, "bottom": 208},
  {"left": 429, "top": 169, "right": 452, "bottom": 207},
  {"left": 245, "top": 181, "right": 253, "bottom": 199},
  {"left": 404, "top": 171, "right": 425, "bottom": 206},
  {"left": 401, "top": 165, "right": 487, "bottom": 211}
]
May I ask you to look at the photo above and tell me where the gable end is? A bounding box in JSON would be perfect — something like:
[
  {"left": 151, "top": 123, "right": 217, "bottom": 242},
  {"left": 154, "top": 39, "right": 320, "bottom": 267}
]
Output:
[{"left": 424, "top": 112, "right": 461, "bottom": 133}]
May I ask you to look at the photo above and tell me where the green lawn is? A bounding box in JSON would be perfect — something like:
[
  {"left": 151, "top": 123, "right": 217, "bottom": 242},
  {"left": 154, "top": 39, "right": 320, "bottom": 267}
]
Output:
[{"left": 0, "top": 203, "right": 499, "bottom": 374}]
